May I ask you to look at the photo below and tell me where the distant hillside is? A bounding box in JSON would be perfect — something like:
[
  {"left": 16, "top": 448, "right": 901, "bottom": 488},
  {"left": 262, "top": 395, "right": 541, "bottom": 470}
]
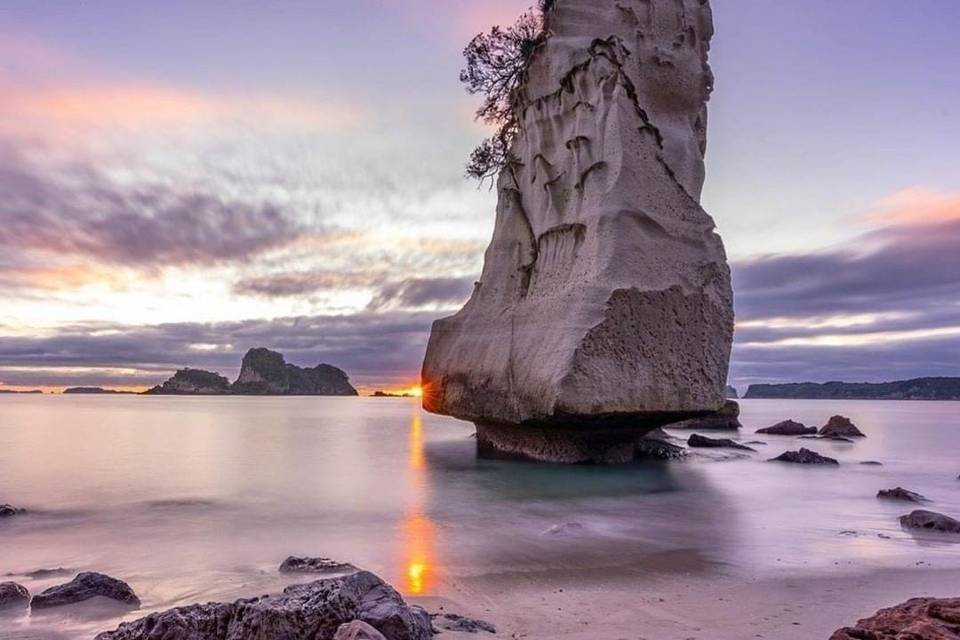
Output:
[
  {"left": 744, "top": 377, "right": 960, "bottom": 400},
  {"left": 64, "top": 387, "right": 134, "bottom": 394}
]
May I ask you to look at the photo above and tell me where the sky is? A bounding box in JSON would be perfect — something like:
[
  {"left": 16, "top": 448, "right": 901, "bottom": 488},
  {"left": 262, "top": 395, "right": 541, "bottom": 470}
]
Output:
[{"left": 0, "top": 0, "right": 959, "bottom": 393}]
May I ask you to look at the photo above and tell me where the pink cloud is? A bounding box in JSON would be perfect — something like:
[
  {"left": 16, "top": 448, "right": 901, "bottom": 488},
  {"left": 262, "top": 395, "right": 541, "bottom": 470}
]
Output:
[{"left": 867, "top": 187, "right": 960, "bottom": 226}]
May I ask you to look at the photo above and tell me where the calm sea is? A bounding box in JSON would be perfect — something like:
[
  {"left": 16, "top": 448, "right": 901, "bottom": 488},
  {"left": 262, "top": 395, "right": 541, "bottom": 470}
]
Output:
[{"left": 1, "top": 396, "right": 958, "bottom": 638}]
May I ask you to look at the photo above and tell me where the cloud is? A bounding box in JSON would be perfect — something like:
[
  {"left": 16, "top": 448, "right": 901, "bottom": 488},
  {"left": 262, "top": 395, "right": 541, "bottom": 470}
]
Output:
[
  {"left": 0, "top": 142, "right": 312, "bottom": 274},
  {"left": 367, "top": 277, "right": 475, "bottom": 311},
  {"left": 730, "top": 195, "right": 960, "bottom": 387},
  {"left": 0, "top": 312, "right": 438, "bottom": 390}
]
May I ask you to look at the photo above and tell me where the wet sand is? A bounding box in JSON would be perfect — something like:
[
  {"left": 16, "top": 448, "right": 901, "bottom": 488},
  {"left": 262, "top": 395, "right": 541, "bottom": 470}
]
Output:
[{"left": 415, "top": 565, "right": 960, "bottom": 639}]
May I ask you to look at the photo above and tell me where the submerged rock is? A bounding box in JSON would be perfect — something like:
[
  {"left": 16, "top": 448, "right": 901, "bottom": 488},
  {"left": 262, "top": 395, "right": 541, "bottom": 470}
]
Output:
[
  {"left": 819, "top": 415, "right": 865, "bottom": 438},
  {"left": 877, "top": 487, "right": 927, "bottom": 503},
  {"left": 421, "top": 0, "right": 733, "bottom": 463},
  {"left": 687, "top": 434, "right": 754, "bottom": 451},
  {"left": 830, "top": 597, "right": 960, "bottom": 640},
  {"left": 0, "top": 582, "right": 30, "bottom": 610},
  {"left": 769, "top": 448, "right": 838, "bottom": 465},
  {"left": 665, "top": 400, "right": 742, "bottom": 430},
  {"left": 799, "top": 434, "right": 854, "bottom": 443},
  {"left": 899, "top": 510, "right": 960, "bottom": 534},
  {"left": 232, "top": 348, "right": 358, "bottom": 396},
  {"left": 31, "top": 572, "right": 140, "bottom": 610},
  {"left": 95, "top": 571, "right": 430, "bottom": 640},
  {"left": 431, "top": 613, "right": 497, "bottom": 634},
  {"left": 0, "top": 504, "right": 25, "bottom": 518},
  {"left": 335, "top": 620, "right": 387, "bottom": 640},
  {"left": 542, "top": 522, "right": 585, "bottom": 537},
  {"left": 755, "top": 420, "right": 817, "bottom": 436},
  {"left": 279, "top": 556, "right": 358, "bottom": 575},
  {"left": 635, "top": 429, "right": 686, "bottom": 461}
]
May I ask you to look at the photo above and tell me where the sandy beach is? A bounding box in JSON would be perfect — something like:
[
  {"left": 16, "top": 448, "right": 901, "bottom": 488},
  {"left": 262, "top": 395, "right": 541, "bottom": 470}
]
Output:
[{"left": 417, "top": 564, "right": 960, "bottom": 639}]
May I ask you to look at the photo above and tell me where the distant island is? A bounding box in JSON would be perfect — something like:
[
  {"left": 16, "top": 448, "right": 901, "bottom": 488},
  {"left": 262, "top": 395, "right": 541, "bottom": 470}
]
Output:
[
  {"left": 0, "top": 389, "right": 43, "bottom": 394},
  {"left": 64, "top": 387, "right": 135, "bottom": 395},
  {"left": 372, "top": 391, "right": 416, "bottom": 398},
  {"left": 744, "top": 377, "right": 960, "bottom": 400},
  {"left": 145, "top": 347, "right": 358, "bottom": 396}
]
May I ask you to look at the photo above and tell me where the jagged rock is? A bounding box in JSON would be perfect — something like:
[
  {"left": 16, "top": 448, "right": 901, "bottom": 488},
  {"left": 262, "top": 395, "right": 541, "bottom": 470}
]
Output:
[
  {"left": 665, "top": 400, "right": 741, "bottom": 430},
  {"left": 877, "top": 487, "right": 927, "bottom": 503},
  {"left": 830, "top": 597, "right": 960, "bottom": 639},
  {"left": 0, "top": 582, "right": 30, "bottom": 610},
  {"left": 95, "top": 571, "right": 431, "bottom": 640},
  {"left": 769, "top": 448, "right": 838, "bottom": 465},
  {"left": 31, "top": 572, "right": 140, "bottom": 610},
  {"left": 335, "top": 620, "right": 387, "bottom": 640},
  {"left": 819, "top": 415, "right": 865, "bottom": 438},
  {"left": 687, "top": 434, "right": 754, "bottom": 451},
  {"left": 635, "top": 429, "right": 686, "bottom": 460},
  {"left": 755, "top": 420, "right": 817, "bottom": 436},
  {"left": 278, "top": 556, "right": 358, "bottom": 575},
  {"left": 421, "top": 0, "right": 733, "bottom": 463},
  {"left": 0, "top": 504, "right": 24, "bottom": 517},
  {"left": 145, "top": 368, "right": 231, "bottom": 395},
  {"left": 232, "top": 348, "right": 358, "bottom": 396},
  {"left": 431, "top": 613, "right": 497, "bottom": 634},
  {"left": 899, "top": 510, "right": 960, "bottom": 534}
]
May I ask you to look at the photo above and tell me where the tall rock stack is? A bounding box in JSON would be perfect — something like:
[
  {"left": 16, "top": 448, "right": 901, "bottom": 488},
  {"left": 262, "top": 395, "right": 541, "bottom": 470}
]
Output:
[{"left": 422, "top": 0, "right": 733, "bottom": 463}]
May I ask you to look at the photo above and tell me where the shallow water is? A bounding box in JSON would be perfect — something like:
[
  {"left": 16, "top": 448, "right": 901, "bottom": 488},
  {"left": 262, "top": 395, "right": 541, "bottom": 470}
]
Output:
[{"left": 0, "top": 396, "right": 958, "bottom": 638}]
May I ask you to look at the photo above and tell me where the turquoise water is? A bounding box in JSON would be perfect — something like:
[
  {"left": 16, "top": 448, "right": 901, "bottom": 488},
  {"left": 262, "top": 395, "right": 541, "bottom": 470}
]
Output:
[{"left": 0, "top": 396, "right": 958, "bottom": 638}]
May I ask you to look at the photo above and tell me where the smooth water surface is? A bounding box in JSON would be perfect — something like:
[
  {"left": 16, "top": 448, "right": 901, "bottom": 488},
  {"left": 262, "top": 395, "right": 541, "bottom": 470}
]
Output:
[{"left": 1, "top": 396, "right": 958, "bottom": 637}]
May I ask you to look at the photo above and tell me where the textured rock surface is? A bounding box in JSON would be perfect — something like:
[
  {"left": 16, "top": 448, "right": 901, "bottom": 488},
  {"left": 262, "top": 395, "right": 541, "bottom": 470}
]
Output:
[
  {"left": 819, "top": 415, "right": 866, "bottom": 438},
  {"left": 665, "top": 400, "right": 741, "bottom": 430},
  {"left": 830, "top": 597, "right": 960, "bottom": 639},
  {"left": 755, "top": 420, "right": 817, "bottom": 436},
  {"left": 279, "top": 556, "right": 358, "bottom": 575},
  {"left": 95, "top": 571, "right": 431, "bottom": 640},
  {"left": 687, "top": 433, "right": 753, "bottom": 451},
  {"left": 146, "top": 368, "right": 232, "bottom": 395},
  {"left": 232, "top": 348, "right": 358, "bottom": 396},
  {"left": 335, "top": 620, "right": 388, "bottom": 640},
  {"left": 899, "top": 510, "right": 960, "bottom": 534},
  {"left": 0, "top": 582, "right": 30, "bottom": 610},
  {"left": 431, "top": 613, "right": 497, "bottom": 634},
  {"left": 31, "top": 572, "right": 140, "bottom": 609},
  {"left": 878, "top": 487, "right": 927, "bottom": 503},
  {"left": 769, "top": 448, "right": 838, "bottom": 465},
  {"left": 421, "top": 0, "right": 733, "bottom": 459}
]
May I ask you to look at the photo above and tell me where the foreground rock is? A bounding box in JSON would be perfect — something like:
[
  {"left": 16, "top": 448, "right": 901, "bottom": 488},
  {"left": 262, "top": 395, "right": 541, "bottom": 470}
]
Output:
[
  {"left": 819, "top": 415, "right": 865, "bottom": 438},
  {"left": 899, "top": 510, "right": 960, "bottom": 534},
  {"left": 0, "top": 504, "right": 25, "bottom": 517},
  {"left": 335, "top": 621, "right": 387, "bottom": 640},
  {"left": 769, "top": 448, "right": 838, "bottom": 465},
  {"left": 830, "top": 597, "right": 960, "bottom": 639},
  {"left": 0, "top": 582, "right": 30, "bottom": 610},
  {"left": 32, "top": 572, "right": 140, "bottom": 610},
  {"left": 665, "top": 400, "right": 742, "bottom": 430},
  {"left": 96, "top": 571, "right": 430, "bottom": 640},
  {"left": 687, "top": 434, "right": 754, "bottom": 451},
  {"left": 431, "top": 613, "right": 497, "bottom": 634},
  {"left": 232, "top": 348, "right": 358, "bottom": 396},
  {"left": 755, "top": 420, "right": 817, "bottom": 436},
  {"left": 279, "top": 556, "right": 358, "bottom": 575},
  {"left": 421, "top": 0, "right": 733, "bottom": 463},
  {"left": 635, "top": 429, "right": 686, "bottom": 461},
  {"left": 877, "top": 487, "right": 927, "bottom": 503},
  {"left": 146, "top": 369, "right": 231, "bottom": 395}
]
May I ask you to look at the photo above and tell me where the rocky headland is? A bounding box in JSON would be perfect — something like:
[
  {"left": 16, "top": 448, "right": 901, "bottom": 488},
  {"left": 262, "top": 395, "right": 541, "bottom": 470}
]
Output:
[
  {"left": 145, "top": 348, "right": 357, "bottom": 396},
  {"left": 421, "top": 0, "right": 733, "bottom": 463},
  {"left": 745, "top": 377, "right": 960, "bottom": 400}
]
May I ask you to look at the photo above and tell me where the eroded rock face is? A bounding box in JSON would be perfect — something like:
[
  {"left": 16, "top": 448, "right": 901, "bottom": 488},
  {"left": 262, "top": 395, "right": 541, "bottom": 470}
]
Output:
[
  {"left": 146, "top": 368, "right": 231, "bottom": 395},
  {"left": 232, "top": 348, "right": 358, "bottom": 396},
  {"left": 422, "top": 0, "right": 732, "bottom": 461},
  {"left": 819, "top": 415, "right": 866, "bottom": 438},
  {"left": 830, "top": 597, "right": 960, "bottom": 640},
  {"left": 666, "top": 400, "right": 741, "bottom": 430},
  {"left": 95, "top": 571, "right": 431, "bottom": 640}
]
